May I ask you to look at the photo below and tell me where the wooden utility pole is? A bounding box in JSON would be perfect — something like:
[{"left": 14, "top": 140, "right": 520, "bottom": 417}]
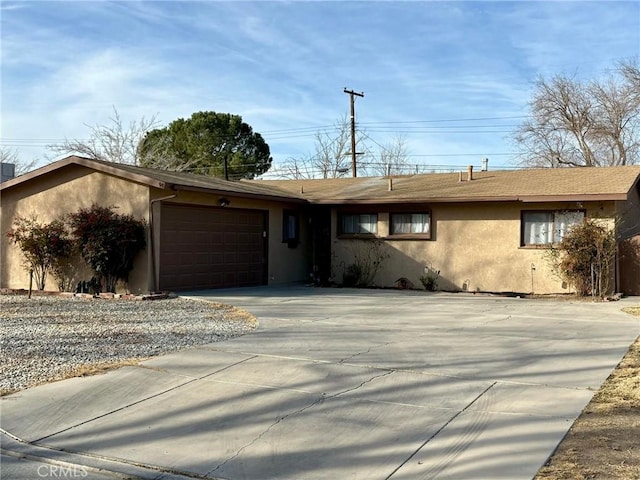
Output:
[{"left": 344, "top": 88, "right": 364, "bottom": 177}]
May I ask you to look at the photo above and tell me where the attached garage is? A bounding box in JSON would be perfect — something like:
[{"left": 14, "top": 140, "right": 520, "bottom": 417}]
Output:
[
  {"left": 159, "top": 204, "right": 268, "bottom": 291},
  {"left": 0, "top": 156, "right": 309, "bottom": 294}
]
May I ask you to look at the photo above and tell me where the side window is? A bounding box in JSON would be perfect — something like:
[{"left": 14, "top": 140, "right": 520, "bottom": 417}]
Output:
[
  {"left": 522, "top": 212, "right": 554, "bottom": 245},
  {"left": 390, "top": 212, "right": 431, "bottom": 237},
  {"left": 339, "top": 213, "right": 378, "bottom": 235},
  {"left": 553, "top": 211, "right": 584, "bottom": 243},
  {"left": 283, "top": 210, "right": 299, "bottom": 245},
  {"left": 522, "top": 210, "right": 584, "bottom": 246}
]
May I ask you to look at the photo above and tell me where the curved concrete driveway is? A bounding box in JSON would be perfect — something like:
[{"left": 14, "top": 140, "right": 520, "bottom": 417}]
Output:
[{"left": 2, "top": 286, "right": 639, "bottom": 479}]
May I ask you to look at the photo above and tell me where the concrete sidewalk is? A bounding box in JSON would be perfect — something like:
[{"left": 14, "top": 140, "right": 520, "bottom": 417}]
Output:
[{"left": 2, "top": 286, "right": 639, "bottom": 479}]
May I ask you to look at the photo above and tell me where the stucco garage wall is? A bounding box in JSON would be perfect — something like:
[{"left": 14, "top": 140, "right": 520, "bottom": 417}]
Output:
[
  {"left": 151, "top": 189, "right": 310, "bottom": 287},
  {"left": 330, "top": 201, "right": 616, "bottom": 294},
  {"left": 1, "top": 166, "right": 150, "bottom": 293}
]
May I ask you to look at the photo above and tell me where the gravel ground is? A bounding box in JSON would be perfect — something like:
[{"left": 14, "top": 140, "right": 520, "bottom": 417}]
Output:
[{"left": 0, "top": 294, "right": 257, "bottom": 394}]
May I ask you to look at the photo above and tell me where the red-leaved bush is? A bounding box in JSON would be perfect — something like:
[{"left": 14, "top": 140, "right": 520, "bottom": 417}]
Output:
[{"left": 67, "top": 204, "right": 146, "bottom": 293}]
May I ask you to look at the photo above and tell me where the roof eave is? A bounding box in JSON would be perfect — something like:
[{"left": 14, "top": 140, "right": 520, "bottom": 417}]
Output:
[
  {"left": 0, "top": 156, "right": 167, "bottom": 191},
  {"left": 302, "top": 193, "right": 627, "bottom": 205},
  {"left": 306, "top": 196, "right": 521, "bottom": 204},
  {"left": 519, "top": 194, "right": 628, "bottom": 202},
  {"left": 172, "top": 184, "right": 307, "bottom": 204},
  {"left": 76, "top": 157, "right": 167, "bottom": 189}
]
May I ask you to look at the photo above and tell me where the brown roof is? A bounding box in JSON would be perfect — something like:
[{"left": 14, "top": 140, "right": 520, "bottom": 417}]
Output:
[
  {"left": 0, "top": 156, "right": 303, "bottom": 203},
  {"left": 250, "top": 166, "right": 640, "bottom": 204},
  {"left": 2, "top": 156, "right": 639, "bottom": 205}
]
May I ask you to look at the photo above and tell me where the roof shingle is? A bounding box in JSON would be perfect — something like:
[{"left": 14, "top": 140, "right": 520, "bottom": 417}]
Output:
[
  {"left": 3, "top": 156, "right": 639, "bottom": 205},
  {"left": 250, "top": 166, "right": 640, "bottom": 204}
]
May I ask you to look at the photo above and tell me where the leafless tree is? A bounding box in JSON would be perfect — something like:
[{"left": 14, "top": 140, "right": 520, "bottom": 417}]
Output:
[
  {"left": 360, "top": 134, "right": 410, "bottom": 176},
  {"left": 278, "top": 156, "right": 317, "bottom": 180},
  {"left": 48, "top": 107, "right": 160, "bottom": 165},
  {"left": 620, "top": 58, "right": 640, "bottom": 92},
  {"left": 590, "top": 75, "right": 640, "bottom": 166},
  {"left": 278, "top": 117, "right": 410, "bottom": 179},
  {"left": 514, "top": 59, "right": 640, "bottom": 167},
  {"left": 278, "top": 116, "right": 357, "bottom": 179},
  {"left": 312, "top": 115, "right": 355, "bottom": 178},
  {"left": 0, "top": 147, "right": 37, "bottom": 176}
]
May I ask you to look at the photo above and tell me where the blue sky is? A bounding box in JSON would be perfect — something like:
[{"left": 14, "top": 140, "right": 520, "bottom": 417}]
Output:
[{"left": 2, "top": 0, "right": 639, "bottom": 176}]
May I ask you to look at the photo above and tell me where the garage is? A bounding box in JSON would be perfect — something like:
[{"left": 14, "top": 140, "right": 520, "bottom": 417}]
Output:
[{"left": 159, "top": 204, "right": 267, "bottom": 291}]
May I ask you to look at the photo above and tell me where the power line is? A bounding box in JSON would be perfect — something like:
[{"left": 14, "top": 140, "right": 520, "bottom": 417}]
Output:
[
  {"left": 359, "top": 115, "right": 531, "bottom": 125},
  {"left": 0, "top": 115, "right": 528, "bottom": 145}
]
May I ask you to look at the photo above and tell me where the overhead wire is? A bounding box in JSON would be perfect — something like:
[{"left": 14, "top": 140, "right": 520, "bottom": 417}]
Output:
[
  {"left": 2, "top": 113, "right": 528, "bottom": 145},
  {"left": 2, "top": 113, "right": 527, "bottom": 174}
]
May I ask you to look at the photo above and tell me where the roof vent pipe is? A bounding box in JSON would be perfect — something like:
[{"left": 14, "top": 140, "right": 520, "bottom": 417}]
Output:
[
  {"left": 467, "top": 165, "right": 473, "bottom": 181},
  {"left": 388, "top": 177, "right": 393, "bottom": 191},
  {"left": 458, "top": 171, "right": 463, "bottom": 183},
  {"left": 481, "top": 158, "right": 488, "bottom": 172}
]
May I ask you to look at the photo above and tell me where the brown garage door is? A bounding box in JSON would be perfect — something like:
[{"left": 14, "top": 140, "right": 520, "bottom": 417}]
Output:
[{"left": 159, "top": 204, "right": 267, "bottom": 291}]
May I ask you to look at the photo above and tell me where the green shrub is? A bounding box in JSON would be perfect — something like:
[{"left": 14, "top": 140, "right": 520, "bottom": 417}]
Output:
[
  {"left": 420, "top": 269, "right": 440, "bottom": 291},
  {"left": 68, "top": 204, "right": 146, "bottom": 293},
  {"left": 6, "top": 216, "right": 72, "bottom": 290}
]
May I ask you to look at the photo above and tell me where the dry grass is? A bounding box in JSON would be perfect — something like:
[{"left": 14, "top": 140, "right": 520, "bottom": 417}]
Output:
[
  {"left": 535, "top": 306, "right": 640, "bottom": 480},
  {"left": 206, "top": 302, "right": 259, "bottom": 327}
]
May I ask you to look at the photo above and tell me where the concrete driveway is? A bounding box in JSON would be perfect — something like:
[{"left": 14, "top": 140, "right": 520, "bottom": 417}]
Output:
[{"left": 2, "top": 286, "right": 639, "bottom": 479}]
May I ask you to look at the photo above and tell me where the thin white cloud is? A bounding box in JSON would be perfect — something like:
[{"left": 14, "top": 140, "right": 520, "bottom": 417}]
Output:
[
  {"left": 0, "top": 2, "right": 26, "bottom": 11},
  {"left": 2, "top": 0, "right": 639, "bottom": 171}
]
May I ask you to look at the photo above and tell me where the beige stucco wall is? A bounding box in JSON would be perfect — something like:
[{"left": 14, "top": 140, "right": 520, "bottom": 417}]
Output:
[
  {"left": 149, "top": 189, "right": 310, "bottom": 288},
  {"left": 1, "top": 165, "right": 150, "bottom": 293},
  {"left": 2, "top": 168, "right": 311, "bottom": 294},
  {"left": 330, "top": 200, "right": 619, "bottom": 295},
  {"left": 5, "top": 164, "right": 633, "bottom": 296}
]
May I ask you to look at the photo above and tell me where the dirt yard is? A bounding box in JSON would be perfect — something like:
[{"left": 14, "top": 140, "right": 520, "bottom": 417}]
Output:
[{"left": 535, "top": 306, "right": 640, "bottom": 479}]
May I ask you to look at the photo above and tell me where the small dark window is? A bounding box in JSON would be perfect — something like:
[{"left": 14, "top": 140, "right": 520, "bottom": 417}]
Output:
[
  {"left": 283, "top": 210, "right": 299, "bottom": 246},
  {"left": 339, "top": 213, "right": 378, "bottom": 235}
]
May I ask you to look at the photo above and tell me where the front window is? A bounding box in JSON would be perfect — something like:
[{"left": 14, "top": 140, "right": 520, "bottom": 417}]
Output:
[
  {"left": 340, "top": 213, "right": 378, "bottom": 235},
  {"left": 390, "top": 212, "right": 431, "bottom": 236},
  {"left": 522, "top": 210, "right": 584, "bottom": 246},
  {"left": 283, "top": 210, "right": 299, "bottom": 244}
]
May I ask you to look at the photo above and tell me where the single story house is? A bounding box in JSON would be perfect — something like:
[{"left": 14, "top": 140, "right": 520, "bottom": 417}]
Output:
[{"left": 1, "top": 156, "right": 639, "bottom": 295}]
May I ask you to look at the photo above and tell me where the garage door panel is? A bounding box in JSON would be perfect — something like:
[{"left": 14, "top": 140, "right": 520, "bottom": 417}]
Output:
[{"left": 159, "top": 204, "right": 267, "bottom": 291}]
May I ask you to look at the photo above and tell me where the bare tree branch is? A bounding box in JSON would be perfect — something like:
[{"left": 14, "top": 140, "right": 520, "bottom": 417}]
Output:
[
  {"left": 0, "top": 147, "right": 37, "bottom": 176},
  {"left": 359, "top": 134, "right": 410, "bottom": 176},
  {"left": 47, "top": 107, "right": 160, "bottom": 165},
  {"left": 514, "top": 64, "right": 640, "bottom": 167},
  {"left": 279, "top": 116, "right": 411, "bottom": 179},
  {"left": 278, "top": 156, "right": 317, "bottom": 179}
]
